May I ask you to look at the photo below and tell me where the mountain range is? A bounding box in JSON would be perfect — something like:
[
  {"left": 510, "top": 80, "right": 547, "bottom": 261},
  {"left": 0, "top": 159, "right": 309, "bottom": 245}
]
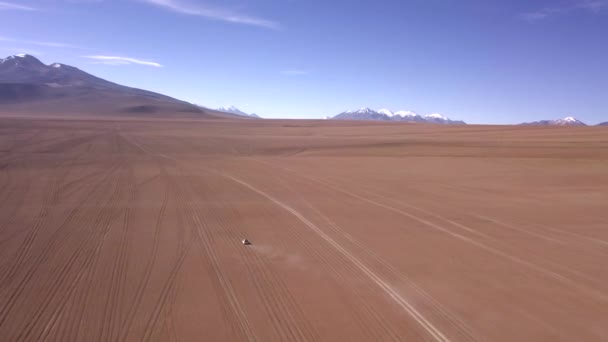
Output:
[
  {"left": 0, "top": 54, "right": 226, "bottom": 117},
  {"left": 520, "top": 117, "right": 587, "bottom": 126},
  {"left": 0, "top": 54, "right": 605, "bottom": 125},
  {"left": 330, "top": 108, "right": 466, "bottom": 124},
  {"left": 216, "top": 106, "right": 260, "bottom": 118}
]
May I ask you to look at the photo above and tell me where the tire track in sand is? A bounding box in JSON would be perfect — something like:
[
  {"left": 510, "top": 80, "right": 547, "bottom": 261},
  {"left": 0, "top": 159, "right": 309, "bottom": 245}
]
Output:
[
  {"left": 186, "top": 172, "right": 320, "bottom": 342},
  {"left": 0, "top": 143, "right": 93, "bottom": 286},
  {"left": 202, "top": 166, "right": 451, "bottom": 342},
  {"left": 271, "top": 176, "right": 422, "bottom": 341},
  {"left": 9, "top": 159, "right": 126, "bottom": 341},
  {"left": 261, "top": 161, "right": 608, "bottom": 303},
  {"left": 0, "top": 159, "right": 33, "bottom": 250},
  {"left": 275, "top": 175, "right": 480, "bottom": 342},
  {"left": 100, "top": 147, "right": 139, "bottom": 342},
  {"left": 1, "top": 130, "right": 124, "bottom": 338},
  {"left": 158, "top": 149, "right": 448, "bottom": 341},
  {"left": 34, "top": 163, "right": 129, "bottom": 342},
  {"left": 345, "top": 182, "right": 608, "bottom": 298},
  {"left": 136, "top": 164, "right": 191, "bottom": 342},
  {"left": 123, "top": 135, "right": 257, "bottom": 342},
  {"left": 167, "top": 166, "right": 258, "bottom": 342},
  {"left": 116, "top": 168, "right": 169, "bottom": 342}
]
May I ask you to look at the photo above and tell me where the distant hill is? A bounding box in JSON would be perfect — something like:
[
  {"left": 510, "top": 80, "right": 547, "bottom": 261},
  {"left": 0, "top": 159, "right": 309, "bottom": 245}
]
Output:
[
  {"left": 0, "top": 54, "right": 226, "bottom": 118},
  {"left": 330, "top": 108, "right": 466, "bottom": 124},
  {"left": 217, "top": 106, "right": 261, "bottom": 118},
  {"left": 597, "top": 122, "right": 608, "bottom": 126},
  {"left": 520, "top": 117, "right": 587, "bottom": 126}
]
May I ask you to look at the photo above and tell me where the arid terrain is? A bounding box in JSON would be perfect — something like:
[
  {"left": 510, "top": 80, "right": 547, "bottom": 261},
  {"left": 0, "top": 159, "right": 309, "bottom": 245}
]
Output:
[{"left": 1, "top": 116, "right": 607, "bottom": 341}]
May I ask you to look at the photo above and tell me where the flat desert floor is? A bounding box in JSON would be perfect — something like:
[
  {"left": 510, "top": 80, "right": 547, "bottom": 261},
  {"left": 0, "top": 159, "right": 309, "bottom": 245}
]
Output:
[{"left": 1, "top": 116, "right": 607, "bottom": 341}]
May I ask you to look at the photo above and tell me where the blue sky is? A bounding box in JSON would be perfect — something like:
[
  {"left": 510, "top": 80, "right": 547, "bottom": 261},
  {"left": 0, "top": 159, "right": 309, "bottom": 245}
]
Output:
[{"left": 0, "top": 0, "right": 607, "bottom": 124}]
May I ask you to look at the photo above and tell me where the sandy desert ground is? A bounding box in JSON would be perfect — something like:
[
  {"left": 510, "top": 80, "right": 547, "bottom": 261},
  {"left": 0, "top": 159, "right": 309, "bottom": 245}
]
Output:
[{"left": 0, "top": 116, "right": 607, "bottom": 341}]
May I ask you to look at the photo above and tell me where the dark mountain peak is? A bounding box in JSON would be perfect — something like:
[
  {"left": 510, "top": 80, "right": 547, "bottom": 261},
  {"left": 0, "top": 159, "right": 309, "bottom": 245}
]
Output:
[
  {"left": 0, "top": 54, "right": 45, "bottom": 68},
  {"left": 2, "top": 54, "right": 37, "bottom": 61},
  {"left": 0, "top": 54, "right": 208, "bottom": 116},
  {"left": 0, "top": 54, "right": 121, "bottom": 88}
]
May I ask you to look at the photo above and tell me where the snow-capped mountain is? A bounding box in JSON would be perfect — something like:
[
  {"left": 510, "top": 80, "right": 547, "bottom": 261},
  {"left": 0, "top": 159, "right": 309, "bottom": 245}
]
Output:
[
  {"left": 330, "top": 108, "right": 465, "bottom": 124},
  {"left": 424, "top": 113, "right": 454, "bottom": 124},
  {"left": 217, "top": 106, "right": 260, "bottom": 118},
  {"left": 377, "top": 109, "right": 394, "bottom": 117},
  {"left": 553, "top": 117, "right": 586, "bottom": 126},
  {"left": 0, "top": 54, "right": 201, "bottom": 114},
  {"left": 336, "top": 108, "right": 390, "bottom": 121},
  {"left": 395, "top": 110, "right": 420, "bottom": 118},
  {"left": 0, "top": 54, "right": 113, "bottom": 88},
  {"left": 521, "top": 116, "right": 587, "bottom": 126}
]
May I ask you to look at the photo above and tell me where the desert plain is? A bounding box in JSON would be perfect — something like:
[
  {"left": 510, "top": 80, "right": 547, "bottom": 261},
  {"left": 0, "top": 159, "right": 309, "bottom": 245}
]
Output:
[{"left": 0, "top": 116, "right": 607, "bottom": 341}]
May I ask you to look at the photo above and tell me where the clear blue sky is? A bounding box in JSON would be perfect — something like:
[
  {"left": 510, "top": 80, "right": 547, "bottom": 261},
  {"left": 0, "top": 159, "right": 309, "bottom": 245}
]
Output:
[{"left": 1, "top": 0, "right": 607, "bottom": 124}]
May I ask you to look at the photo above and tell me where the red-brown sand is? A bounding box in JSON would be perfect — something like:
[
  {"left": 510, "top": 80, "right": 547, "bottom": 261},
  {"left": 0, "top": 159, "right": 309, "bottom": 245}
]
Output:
[{"left": 1, "top": 116, "right": 607, "bottom": 341}]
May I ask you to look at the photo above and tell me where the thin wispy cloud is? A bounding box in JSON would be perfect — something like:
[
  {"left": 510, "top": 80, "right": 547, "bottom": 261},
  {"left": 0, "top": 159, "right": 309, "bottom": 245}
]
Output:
[
  {"left": 521, "top": 0, "right": 608, "bottom": 21},
  {"left": 83, "top": 55, "right": 163, "bottom": 67},
  {"left": 281, "top": 69, "right": 310, "bottom": 76},
  {"left": 138, "top": 0, "right": 280, "bottom": 30},
  {"left": 520, "top": 7, "right": 563, "bottom": 21},
  {"left": 0, "top": 1, "right": 37, "bottom": 11},
  {"left": 0, "top": 36, "right": 81, "bottom": 49},
  {"left": 27, "top": 41, "right": 79, "bottom": 48}
]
